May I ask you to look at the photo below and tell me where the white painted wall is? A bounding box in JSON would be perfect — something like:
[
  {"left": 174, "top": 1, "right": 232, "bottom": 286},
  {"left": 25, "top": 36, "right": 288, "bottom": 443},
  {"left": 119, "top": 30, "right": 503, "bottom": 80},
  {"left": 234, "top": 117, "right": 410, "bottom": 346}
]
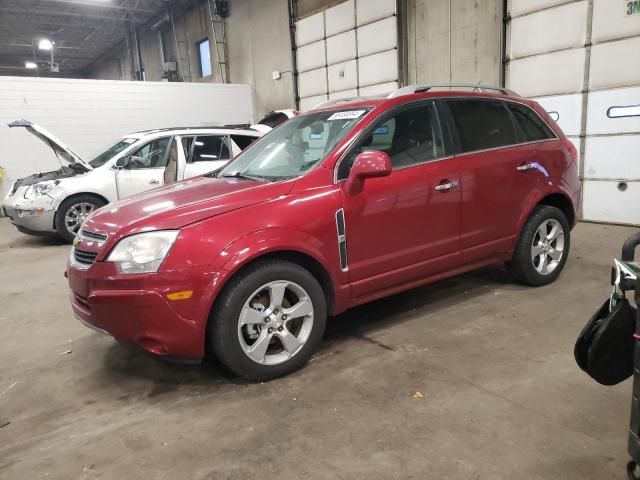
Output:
[{"left": 0, "top": 77, "right": 253, "bottom": 198}]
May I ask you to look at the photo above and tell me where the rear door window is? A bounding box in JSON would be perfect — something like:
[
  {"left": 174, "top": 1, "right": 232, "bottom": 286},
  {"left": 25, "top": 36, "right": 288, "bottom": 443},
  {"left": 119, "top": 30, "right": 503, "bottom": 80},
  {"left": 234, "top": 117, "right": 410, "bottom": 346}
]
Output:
[
  {"left": 190, "top": 136, "right": 231, "bottom": 163},
  {"left": 447, "top": 99, "right": 517, "bottom": 152},
  {"left": 508, "top": 103, "right": 556, "bottom": 142}
]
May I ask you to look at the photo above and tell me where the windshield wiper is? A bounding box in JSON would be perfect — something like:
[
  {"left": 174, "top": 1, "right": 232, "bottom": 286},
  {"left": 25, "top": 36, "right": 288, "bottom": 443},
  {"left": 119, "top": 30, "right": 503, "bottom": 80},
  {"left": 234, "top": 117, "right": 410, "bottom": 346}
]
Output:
[
  {"left": 204, "top": 166, "right": 224, "bottom": 178},
  {"left": 219, "top": 171, "right": 268, "bottom": 182}
]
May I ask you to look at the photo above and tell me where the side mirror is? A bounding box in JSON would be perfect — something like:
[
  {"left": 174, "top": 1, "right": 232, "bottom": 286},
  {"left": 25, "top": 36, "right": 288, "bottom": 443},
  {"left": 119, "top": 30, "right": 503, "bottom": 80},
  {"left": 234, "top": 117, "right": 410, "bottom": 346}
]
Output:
[
  {"left": 345, "top": 150, "right": 392, "bottom": 195},
  {"left": 112, "top": 156, "right": 130, "bottom": 170},
  {"left": 125, "top": 156, "right": 145, "bottom": 169}
]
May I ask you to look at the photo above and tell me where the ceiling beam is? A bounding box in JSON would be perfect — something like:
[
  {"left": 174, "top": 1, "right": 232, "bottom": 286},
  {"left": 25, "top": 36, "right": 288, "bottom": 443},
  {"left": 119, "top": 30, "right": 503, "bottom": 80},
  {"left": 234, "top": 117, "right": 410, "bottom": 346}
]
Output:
[
  {"left": 0, "top": 52, "right": 100, "bottom": 60},
  {"left": 0, "top": 41, "right": 116, "bottom": 49},
  {"left": 0, "top": 16, "right": 118, "bottom": 30},
  {"left": 37, "top": 0, "right": 159, "bottom": 14},
  {"left": 0, "top": 6, "right": 139, "bottom": 23}
]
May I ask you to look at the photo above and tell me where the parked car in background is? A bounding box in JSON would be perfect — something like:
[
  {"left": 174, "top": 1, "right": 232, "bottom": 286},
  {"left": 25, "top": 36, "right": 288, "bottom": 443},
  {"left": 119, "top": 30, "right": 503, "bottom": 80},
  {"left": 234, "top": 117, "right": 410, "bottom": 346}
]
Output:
[
  {"left": 68, "top": 84, "right": 580, "bottom": 381},
  {"left": 3, "top": 110, "right": 295, "bottom": 243}
]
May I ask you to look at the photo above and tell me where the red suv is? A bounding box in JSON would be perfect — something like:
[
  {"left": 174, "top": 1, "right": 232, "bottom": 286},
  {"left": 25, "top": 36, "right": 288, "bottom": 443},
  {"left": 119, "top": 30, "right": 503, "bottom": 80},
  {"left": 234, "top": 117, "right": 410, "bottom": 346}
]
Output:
[{"left": 68, "top": 85, "right": 580, "bottom": 381}]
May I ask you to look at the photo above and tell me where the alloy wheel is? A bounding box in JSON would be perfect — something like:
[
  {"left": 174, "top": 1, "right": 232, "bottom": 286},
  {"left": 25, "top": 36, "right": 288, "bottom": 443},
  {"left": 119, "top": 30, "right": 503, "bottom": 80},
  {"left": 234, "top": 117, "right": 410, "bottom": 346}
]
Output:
[
  {"left": 531, "top": 218, "right": 565, "bottom": 275},
  {"left": 64, "top": 202, "right": 95, "bottom": 235},
  {"left": 237, "top": 280, "right": 314, "bottom": 365}
]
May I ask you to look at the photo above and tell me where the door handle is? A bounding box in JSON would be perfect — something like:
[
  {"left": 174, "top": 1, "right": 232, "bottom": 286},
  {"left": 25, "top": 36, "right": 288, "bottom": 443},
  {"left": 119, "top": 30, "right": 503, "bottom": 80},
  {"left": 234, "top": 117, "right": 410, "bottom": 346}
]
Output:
[
  {"left": 434, "top": 180, "right": 459, "bottom": 192},
  {"left": 517, "top": 162, "right": 536, "bottom": 172},
  {"left": 149, "top": 179, "right": 160, "bottom": 185}
]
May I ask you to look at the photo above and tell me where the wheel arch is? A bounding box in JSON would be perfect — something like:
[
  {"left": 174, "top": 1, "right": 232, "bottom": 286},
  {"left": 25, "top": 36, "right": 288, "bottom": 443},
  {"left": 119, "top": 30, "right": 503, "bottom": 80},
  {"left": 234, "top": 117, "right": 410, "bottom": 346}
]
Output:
[
  {"left": 223, "top": 250, "right": 335, "bottom": 313},
  {"left": 511, "top": 189, "right": 576, "bottom": 254},
  {"left": 203, "top": 248, "right": 336, "bottom": 357},
  {"left": 53, "top": 191, "right": 110, "bottom": 229},
  {"left": 537, "top": 192, "right": 576, "bottom": 227}
]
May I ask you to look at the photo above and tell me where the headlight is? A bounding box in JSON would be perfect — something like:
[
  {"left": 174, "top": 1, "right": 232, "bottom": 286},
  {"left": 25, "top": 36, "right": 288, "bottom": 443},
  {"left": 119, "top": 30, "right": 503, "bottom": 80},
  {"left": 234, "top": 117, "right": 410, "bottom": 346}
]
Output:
[
  {"left": 107, "top": 230, "right": 179, "bottom": 274},
  {"left": 24, "top": 180, "right": 59, "bottom": 199}
]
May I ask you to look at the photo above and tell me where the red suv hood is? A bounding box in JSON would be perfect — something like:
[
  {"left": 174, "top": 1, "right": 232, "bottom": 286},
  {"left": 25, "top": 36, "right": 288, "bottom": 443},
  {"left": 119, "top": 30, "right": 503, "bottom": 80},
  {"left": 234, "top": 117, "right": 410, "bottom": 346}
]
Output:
[{"left": 83, "top": 176, "right": 294, "bottom": 237}]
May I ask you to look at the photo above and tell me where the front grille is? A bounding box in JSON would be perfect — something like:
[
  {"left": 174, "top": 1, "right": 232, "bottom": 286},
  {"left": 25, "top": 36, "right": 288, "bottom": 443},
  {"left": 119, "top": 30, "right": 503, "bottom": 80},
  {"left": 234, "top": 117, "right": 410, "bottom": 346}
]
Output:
[
  {"left": 74, "top": 248, "right": 98, "bottom": 266},
  {"left": 80, "top": 229, "right": 108, "bottom": 241}
]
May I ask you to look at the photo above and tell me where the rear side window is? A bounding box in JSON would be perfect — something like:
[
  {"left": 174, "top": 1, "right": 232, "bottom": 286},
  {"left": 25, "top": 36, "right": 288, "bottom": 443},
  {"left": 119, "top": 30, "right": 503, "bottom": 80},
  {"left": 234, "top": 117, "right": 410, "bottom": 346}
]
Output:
[
  {"left": 231, "top": 134, "right": 258, "bottom": 150},
  {"left": 190, "top": 136, "right": 231, "bottom": 163},
  {"left": 508, "top": 103, "right": 556, "bottom": 142},
  {"left": 447, "top": 100, "right": 517, "bottom": 152}
]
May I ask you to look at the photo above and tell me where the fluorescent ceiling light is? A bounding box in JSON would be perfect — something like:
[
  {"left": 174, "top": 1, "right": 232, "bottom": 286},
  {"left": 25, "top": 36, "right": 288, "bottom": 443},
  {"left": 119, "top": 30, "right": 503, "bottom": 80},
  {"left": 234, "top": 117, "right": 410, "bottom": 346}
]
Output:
[
  {"left": 25, "top": 61, "right": 38, "bottom": 69},
  {"left": 38, "top": 39, "right": 53, "bottom": 51}
]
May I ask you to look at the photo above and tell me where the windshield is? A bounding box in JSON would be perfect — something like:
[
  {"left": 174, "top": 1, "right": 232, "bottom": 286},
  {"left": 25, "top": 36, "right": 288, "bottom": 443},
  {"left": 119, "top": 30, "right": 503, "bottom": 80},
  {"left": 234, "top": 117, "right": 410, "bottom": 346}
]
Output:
[
  {"left": 218, "top": 109, "right": 369, "bottom": 181},
  {"left": 89, "top": 138, "right": 138, "bottom": 168}
]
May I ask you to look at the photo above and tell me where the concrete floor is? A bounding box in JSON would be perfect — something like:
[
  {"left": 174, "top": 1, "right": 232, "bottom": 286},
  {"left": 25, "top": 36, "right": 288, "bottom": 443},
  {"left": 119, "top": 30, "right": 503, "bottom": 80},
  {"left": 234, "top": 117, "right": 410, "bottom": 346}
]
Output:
[{"left": 0, "top": 218, "right": 637, "bottom": 479}]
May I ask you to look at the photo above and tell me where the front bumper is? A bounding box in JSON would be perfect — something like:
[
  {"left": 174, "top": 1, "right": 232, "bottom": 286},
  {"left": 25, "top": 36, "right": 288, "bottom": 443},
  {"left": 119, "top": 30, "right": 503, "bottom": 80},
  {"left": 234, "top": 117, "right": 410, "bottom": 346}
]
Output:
[
  {"left": 2, "top": 194, "right": 56, "bottom": 233},
  {"left": 67, "top": 259, "right": 229, "bottom": 360}
]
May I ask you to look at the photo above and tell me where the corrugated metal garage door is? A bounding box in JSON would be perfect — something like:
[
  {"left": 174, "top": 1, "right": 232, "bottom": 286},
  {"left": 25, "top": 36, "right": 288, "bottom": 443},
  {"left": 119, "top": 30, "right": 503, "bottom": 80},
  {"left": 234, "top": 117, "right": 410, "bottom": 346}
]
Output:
[
  {"left": 506, "top": 0, "right": 640, "bottom": 225},
  {"left": 294, "top": 0, "right": 399, "bottom": 111}
]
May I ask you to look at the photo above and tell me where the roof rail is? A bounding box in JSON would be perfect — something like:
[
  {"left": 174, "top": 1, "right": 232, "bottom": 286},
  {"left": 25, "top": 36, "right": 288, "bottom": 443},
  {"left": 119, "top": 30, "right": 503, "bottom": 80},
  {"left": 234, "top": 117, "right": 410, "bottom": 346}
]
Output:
[
  {"left": 312, "top": 97, "right": 364, "bottom": 109},
  {"left": 131, "top": 125, "right": 253, "bottom": 135},
  {"left": 388, "top": 83, "right": 519, "bottom": 98}
]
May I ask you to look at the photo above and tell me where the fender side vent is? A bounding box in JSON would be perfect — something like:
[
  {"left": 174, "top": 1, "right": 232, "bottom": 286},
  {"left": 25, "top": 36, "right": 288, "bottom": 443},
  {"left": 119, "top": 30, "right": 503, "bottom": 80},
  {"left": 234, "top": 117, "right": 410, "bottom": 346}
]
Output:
[{"left": 335, "top": 208, "right": 348, "bottom": 271}]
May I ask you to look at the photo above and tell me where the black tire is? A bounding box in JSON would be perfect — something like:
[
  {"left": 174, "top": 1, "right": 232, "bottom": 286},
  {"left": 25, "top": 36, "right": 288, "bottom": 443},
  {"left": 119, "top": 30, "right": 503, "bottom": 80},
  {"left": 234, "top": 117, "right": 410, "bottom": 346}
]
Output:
[
  {"left": 55, "top": 194, "right": 107, "bottom": 243},
  {"left": 508, "top": 205, "right": 571, "bottom": 286},
  {"left": 209, "top": 260, "right": 327, "bottom": 381}
]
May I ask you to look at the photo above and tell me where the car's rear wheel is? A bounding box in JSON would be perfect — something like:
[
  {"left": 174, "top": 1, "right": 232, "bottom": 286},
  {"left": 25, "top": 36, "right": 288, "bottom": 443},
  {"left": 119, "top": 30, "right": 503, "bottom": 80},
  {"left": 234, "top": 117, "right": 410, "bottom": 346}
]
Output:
[
  {"left": 55, "top": 195, "right": 106, "bottom": 243},
  {"left": 209, "top": 260, "right": 327, "bottom": 381},
  {"left": 508, "top": 205, "right": 570, "bottom": 286}
]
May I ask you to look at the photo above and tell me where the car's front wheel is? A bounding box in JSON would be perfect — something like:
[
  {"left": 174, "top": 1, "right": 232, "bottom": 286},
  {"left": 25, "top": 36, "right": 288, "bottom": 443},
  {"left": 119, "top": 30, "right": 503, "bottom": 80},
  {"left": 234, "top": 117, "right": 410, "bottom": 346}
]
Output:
[
  {"left": 508, "top": 205, "right": 571, "bottom": 286},
  {"left": 55, "top": 195, "right": 106, "bottom": 243},
  {"left": 209, "top": 260, "right": 327, "bottom": 381}
]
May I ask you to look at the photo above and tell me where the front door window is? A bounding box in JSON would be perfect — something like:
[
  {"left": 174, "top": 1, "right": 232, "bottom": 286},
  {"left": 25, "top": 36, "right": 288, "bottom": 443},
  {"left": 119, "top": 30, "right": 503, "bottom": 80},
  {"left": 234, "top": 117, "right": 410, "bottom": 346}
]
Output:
[{"left": 127, "top": 137, "right": 171, "bottom": 169}]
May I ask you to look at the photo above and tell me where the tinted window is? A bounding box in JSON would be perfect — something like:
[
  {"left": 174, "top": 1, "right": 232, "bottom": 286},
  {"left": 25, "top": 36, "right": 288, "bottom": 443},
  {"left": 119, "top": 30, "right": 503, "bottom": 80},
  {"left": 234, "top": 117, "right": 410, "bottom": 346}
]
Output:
[
  {"left": 231, "top": 134, "right": 258, "bottom": 150},
  {"left": 448, "top": 100, "right": 517, "bottom": 152},
  {"left": 508, "top": 103, "right": 555, "bottom": 142},
  {"left": 190, "top": 136, "right": 231, "bottom": 163},
  {"left": 338, "top": 102, "right": 445, "bottom": 179},
  {"left": 127, "top": 137, "right": 171, "bottom": 169}
]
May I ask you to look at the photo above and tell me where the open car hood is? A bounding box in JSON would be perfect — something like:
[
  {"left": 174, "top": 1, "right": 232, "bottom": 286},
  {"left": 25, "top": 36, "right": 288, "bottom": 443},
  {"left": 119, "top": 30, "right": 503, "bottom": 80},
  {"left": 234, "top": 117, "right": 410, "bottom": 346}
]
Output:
[{"left": 8, "top": 119, "right": 93, "bottom": 170}]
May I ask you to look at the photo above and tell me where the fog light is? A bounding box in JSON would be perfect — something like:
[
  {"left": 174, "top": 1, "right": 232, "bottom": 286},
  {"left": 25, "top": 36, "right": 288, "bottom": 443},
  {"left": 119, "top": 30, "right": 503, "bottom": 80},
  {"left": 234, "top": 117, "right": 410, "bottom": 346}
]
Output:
[{"left": 17, "top": 208, "right": 45, "bottom": 218}]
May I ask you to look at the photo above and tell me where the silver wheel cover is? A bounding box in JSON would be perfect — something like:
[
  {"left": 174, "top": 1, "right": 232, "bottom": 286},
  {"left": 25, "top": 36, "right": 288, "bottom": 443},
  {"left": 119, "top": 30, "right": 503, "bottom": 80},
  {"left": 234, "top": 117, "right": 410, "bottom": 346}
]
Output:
[
  {"left": 531, "top": 218, "right": 565, "bottom": 275},
  {"left": 64, "top": 202, "right": 95, "bottom": 235},
  {"left": 237, "top": 280, "right": 314, "bottom": 366}
]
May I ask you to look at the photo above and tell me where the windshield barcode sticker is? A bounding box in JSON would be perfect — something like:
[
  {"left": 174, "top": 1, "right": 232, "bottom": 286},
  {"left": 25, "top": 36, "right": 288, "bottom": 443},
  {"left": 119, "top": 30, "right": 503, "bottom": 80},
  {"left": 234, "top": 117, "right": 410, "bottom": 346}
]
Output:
[{"left": 328, "top": 110, "right": 366, "bottom": 121}]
